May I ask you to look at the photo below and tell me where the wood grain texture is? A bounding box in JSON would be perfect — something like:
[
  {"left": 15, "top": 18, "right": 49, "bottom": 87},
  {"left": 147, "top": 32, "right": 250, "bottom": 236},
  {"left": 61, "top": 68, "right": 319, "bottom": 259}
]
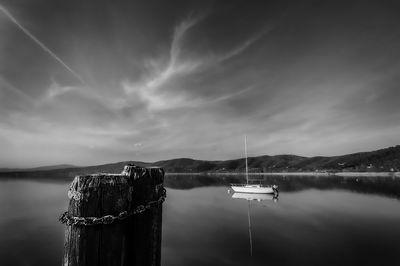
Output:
[{"left": 63, "top": 165, "right": 164, "bottom": 266}]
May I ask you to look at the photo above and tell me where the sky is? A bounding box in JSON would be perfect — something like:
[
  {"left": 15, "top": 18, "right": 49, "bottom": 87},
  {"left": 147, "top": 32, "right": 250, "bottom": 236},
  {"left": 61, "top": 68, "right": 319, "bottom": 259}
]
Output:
[{"left": 1, "top": 0, "right": 400, "bottom": 167}]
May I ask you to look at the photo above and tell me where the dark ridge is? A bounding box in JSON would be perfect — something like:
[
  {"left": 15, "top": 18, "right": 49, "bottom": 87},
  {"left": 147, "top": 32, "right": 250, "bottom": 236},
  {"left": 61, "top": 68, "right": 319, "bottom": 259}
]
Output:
[{"left": 0, "top": 145, "right": 399, "bottom": 179}]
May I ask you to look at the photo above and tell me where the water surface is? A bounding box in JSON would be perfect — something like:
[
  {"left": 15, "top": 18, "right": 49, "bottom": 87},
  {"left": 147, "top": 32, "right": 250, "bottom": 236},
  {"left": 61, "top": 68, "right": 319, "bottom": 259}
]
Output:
[{"left": 1, "top": 175, "right": 400, "bottom": 266}]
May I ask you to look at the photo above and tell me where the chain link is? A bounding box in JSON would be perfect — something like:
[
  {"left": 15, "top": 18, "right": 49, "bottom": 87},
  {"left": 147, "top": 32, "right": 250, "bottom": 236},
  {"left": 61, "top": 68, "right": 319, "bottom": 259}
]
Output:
[{"left": 59, "top": 187, "right": 166, "bottom": 226}]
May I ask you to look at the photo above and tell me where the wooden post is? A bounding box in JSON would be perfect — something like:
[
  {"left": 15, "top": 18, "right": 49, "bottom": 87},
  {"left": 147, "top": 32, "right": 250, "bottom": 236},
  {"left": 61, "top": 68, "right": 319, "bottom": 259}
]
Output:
[{"left": 62, "top": 164, "right": 165, "bottom": 266}]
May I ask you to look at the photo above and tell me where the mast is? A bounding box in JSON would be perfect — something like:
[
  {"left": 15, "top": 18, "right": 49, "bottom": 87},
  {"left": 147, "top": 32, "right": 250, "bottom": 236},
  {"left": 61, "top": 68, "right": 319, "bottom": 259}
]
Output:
[{"left": 245, "top": 135, "right": 249, "bottom": 185}]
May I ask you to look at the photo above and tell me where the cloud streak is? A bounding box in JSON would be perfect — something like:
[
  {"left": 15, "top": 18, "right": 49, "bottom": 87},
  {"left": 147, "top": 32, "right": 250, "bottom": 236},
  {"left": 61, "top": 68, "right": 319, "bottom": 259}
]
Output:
[{"left": 0, "top": 4, "right": 85, "bottom": 84}]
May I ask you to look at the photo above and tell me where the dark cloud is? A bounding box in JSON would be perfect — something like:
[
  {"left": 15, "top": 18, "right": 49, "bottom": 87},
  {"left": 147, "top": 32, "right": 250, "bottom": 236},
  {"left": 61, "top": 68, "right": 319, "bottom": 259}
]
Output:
[{"left": 0, "top": 0, "right": 399, "bottom": 167}]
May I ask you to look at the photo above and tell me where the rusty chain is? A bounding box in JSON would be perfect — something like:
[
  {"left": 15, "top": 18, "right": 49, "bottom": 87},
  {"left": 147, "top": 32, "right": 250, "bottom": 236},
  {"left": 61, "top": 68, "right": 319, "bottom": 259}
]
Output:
[{"left": 59, "top": 187, "right": 166, "bottom": 226}]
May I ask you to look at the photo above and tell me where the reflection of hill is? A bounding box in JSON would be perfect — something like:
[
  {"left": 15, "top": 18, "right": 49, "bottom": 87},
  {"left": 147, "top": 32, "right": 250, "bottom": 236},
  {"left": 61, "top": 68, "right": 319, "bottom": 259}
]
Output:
[
  {"left": 164, "top": 175, "right": 228, "bottom": 189},
  {"left": 1, "top": 170, "right": 399, "bottom": 199},
  {"left": 165, "top": 175, "right": 400, "bottom": 200}
]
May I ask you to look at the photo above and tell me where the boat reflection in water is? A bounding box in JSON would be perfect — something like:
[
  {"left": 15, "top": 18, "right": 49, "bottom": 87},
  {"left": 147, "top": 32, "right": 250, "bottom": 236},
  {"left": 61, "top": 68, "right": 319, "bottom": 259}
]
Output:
[
  {"left": 231, "top": 192, "right": 278, "bottom": 202},
  {"left": 229, "top": 191, "right": 278, "bottom": 257}
]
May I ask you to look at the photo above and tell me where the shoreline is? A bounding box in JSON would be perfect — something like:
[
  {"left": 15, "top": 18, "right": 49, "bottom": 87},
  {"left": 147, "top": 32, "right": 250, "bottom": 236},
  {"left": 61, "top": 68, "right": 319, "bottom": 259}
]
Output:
[{"left": 166, "top": 172, "right": 400, "bottom": 177}]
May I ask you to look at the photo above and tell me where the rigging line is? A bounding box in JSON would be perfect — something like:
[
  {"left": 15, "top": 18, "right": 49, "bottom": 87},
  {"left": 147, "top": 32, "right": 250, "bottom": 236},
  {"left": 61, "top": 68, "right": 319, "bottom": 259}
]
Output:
[{"left": 247, "top": 200, "right": 253, "bottom": 257}]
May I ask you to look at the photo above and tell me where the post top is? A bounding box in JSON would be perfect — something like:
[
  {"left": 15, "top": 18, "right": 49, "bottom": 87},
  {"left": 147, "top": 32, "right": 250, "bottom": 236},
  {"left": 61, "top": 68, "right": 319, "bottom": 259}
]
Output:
[{"left": 121, "top": 164, "right": 164, "bottom": 179}]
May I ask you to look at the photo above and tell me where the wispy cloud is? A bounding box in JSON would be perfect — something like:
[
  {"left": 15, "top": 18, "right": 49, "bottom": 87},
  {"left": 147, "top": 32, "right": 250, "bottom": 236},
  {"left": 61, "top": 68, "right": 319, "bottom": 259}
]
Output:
[
  {"left": 169, "top": 14, "right": 205, "bottom": 69},
  {"left": 218, "top": 25, "right": 274, "bottom": 62},
  {"left": 210, "top": 86, "right": 253, "bottom": 103},
  {"left": 0, "top": 76, "right": 34, "bottom": 104},
  {"left": 44, "top": 81, "right": 77, "bottom": 100},
  {"left": 123, "top": 14, "right": 269, "bottom": 111},
  {"left": 123, "top": 14, "right": 205, "bottom": 110}
]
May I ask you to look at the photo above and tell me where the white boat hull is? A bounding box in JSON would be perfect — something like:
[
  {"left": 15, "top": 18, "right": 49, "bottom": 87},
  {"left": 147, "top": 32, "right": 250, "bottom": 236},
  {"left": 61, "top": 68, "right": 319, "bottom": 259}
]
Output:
[{"left": 231, "top": 185, "right": 275, "bottom": 194}]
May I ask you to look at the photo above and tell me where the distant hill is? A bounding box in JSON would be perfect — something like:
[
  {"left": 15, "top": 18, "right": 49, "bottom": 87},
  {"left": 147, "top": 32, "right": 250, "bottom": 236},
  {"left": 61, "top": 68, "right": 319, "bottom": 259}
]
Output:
[
  {"left": 151, "top": 145, "right": 400, "bottom": 173},
  {"left": 0, "top": 145, "right": 399, "bottom": 179},
  {"left": 0, "top": 164, "right": 77, "bottom": 172}
]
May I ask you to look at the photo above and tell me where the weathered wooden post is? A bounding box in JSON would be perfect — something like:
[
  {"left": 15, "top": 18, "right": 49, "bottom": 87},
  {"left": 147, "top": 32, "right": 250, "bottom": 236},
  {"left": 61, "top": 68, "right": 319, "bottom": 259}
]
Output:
[{"left": 60, "top": 164, "right": 166, "bottom": 266}]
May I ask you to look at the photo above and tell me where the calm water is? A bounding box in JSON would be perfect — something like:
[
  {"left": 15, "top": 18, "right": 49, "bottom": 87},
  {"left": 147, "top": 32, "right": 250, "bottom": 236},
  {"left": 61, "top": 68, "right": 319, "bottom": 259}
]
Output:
[{"left": 1, "top": 175, "right": 400, "bottom": 266}]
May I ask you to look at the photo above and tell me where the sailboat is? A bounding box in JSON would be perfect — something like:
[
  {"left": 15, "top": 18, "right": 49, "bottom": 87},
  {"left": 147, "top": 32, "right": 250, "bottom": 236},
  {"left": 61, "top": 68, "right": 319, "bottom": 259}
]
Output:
[{"left": 231, "top": 136, "right": 278, "bottom": 195}]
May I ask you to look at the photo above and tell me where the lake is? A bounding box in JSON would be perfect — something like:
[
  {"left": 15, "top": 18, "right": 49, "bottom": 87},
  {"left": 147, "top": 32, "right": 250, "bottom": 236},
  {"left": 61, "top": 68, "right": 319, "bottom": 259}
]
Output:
[{"left": 1, "top": 174, "right": 400, "bottom": 266}]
